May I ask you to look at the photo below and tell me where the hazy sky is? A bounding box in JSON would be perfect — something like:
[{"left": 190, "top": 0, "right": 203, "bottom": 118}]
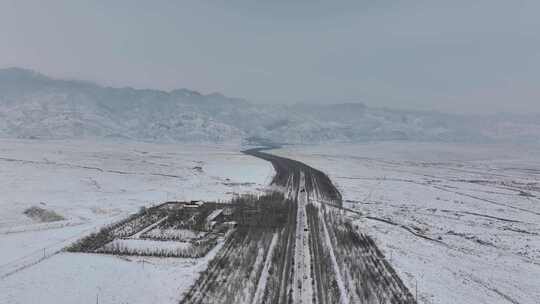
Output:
[{"left": 1, "top": 0, "right": 539, "bottom": 113}]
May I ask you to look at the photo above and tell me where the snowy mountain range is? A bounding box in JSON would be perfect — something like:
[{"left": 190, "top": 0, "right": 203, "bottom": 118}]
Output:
[{"left": 1, "top": 67, "right": 539, "bottom": 144}]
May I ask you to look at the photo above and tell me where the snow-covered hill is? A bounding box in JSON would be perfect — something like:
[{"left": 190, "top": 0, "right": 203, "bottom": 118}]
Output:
[{"left": 1, "top": 67, "right": 539, "bottom": 144}]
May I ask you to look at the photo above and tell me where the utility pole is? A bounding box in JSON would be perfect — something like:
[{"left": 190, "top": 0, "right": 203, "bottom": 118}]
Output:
[
  {"left": 97, "top": 286, "right": 102, "bottom": 304},
  {"left": 415, "top": 279, "right": 418, "bottom": 302}
]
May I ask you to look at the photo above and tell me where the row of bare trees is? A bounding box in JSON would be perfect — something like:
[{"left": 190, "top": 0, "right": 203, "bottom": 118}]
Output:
[
  {"left": 181, "top": 192, "right": 298, "bottom": 304},
  {"left": 321, "top": 206, "right": 417, "bottom": 304}
]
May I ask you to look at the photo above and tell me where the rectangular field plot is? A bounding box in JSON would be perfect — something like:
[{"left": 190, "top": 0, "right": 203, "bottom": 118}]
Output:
[
  {"left": 67, "top": 201, "right": 232, "bottom": 258},
  {"left": 142, "top": 228, "right": 205, "bottom": 241},
  {"left": 99, "top": 239, "right": 192, "bottom": 256}
]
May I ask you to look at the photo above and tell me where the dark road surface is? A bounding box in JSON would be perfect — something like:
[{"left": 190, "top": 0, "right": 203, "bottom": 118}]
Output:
[
  {"left": 181, "top": 148, "right": 416, "bottom": 304},
  {"left": 245, "top": 147, "right": 416, "bottom": 304},
  {"left": 243, "top": 148, "right": 342, "bottom": 206}
]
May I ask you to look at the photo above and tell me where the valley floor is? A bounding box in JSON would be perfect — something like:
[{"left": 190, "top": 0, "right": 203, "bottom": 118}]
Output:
[
  {"left": 2, "top": 139, "right": 539, "bottom": 304},
  {"left": 274, "top": 142, "right": 540, "bottom": 304},
  {"left": 0, "top": 139, "right": 272, "bottom": 304}
]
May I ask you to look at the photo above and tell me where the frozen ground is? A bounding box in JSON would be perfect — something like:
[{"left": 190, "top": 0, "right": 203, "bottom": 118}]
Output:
[
  {"left": 0, "top": 138, "right": 272, "bottom": 304},
  {"left": 1, "top": 243, "right": 224, "bottom": 304},
  {"left": 274, "top": 142, "right": 540, "bottom": 304},
  {"left": 100, "top": 239, "right": 191, "bottom": 253}
]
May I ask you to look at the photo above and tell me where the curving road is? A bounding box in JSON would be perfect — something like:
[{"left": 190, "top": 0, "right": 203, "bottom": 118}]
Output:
[
  {"left": 245, "top": 148, "right": 416, "bottom": 304},
  {"left": 181, "top": 148, "right": 416, "bottom": 304}
]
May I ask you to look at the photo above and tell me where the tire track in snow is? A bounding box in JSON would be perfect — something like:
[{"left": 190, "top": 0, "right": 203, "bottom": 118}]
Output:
[{"left": 252, "top": 232, "right": 279, "bottom": 304}]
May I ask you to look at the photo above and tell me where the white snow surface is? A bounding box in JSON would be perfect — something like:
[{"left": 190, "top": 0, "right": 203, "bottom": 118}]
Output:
[
  {"left": 1, "top": 243, "right": 224, "bottom": 304},
  {"left": 274, "top": 142, "right": 540, "bottom": 304},
  {"left": 143, "top": 228, "right": 204, "bottom": 240},
  {"left": 101, "top": 239, "right": 191, "bottom": 252},
  {"left": 0, "top": 139, "right": 273, "bottom": 304}
]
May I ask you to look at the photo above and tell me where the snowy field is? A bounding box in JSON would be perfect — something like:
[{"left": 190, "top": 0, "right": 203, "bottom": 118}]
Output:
[
  {"left": 3, "top": 139, "right": 540, "bottom": 304},
  {"left": 274, "top": 142, "right": 540, "bottom": 304},
  {"left": 0, "top": 139, "right": 272, "bottom": 304}
]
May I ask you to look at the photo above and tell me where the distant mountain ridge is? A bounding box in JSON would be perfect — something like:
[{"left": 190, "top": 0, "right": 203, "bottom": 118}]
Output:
[{"left": 1, "top": 67, "right": 539, "bottom": 144}]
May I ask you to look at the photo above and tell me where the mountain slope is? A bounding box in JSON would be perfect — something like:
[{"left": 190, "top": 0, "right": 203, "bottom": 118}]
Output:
[{"left": 1, "top": 68, "right": 538, "bottom": 144}]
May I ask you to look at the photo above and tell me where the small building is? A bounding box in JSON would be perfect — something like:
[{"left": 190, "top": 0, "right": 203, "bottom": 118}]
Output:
[
  {"left": 184, "top": 200, "right": 205, "bottom": 208},
  {"left": 205, "top": 209, "right": 224, "bottom": 230}
]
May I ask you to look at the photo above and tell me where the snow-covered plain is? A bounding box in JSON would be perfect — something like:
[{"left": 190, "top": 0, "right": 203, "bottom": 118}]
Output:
[
  {"left": 0, "top": 139, "right": 272, "bottom": 304},
  {"left": 274, "top": 142, "right": 540, "bottom": 304}
]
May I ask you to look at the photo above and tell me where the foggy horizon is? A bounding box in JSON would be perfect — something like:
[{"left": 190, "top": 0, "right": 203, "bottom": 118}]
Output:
[
  {"left": 3, "top": 65, "right": 539, "bottom": 116},
  {"left": 2, "top": 1, "right": 540, "bottom": 114}
]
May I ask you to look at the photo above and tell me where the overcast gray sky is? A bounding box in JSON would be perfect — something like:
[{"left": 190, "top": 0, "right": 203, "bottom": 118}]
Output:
[{"left": 1, "top": 0, "right": 539, "bottom": 113}]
